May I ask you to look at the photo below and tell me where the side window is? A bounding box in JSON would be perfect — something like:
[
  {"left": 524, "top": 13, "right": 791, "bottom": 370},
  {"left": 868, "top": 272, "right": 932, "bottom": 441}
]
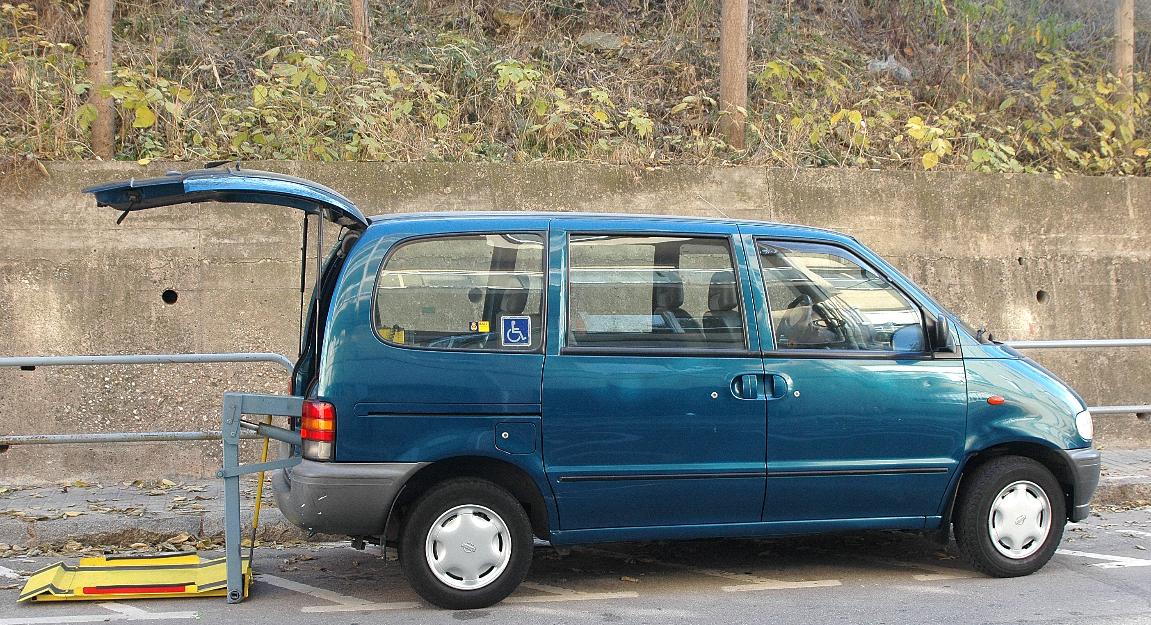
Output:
[
  {"left": 567, "top": 234, "right": 745, "bottom": 349},
  {"left": 758, "top": 240, "right": 925, "bottom": 353},
  {"left": 373, "top": 233, "right": 545, "bottom": 351}
]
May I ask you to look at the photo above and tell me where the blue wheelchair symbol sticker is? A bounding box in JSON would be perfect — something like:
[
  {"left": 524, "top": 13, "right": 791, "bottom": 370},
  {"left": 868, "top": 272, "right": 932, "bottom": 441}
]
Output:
[{"left": 501, "top": 316, "right": 531, "bottom": 347}]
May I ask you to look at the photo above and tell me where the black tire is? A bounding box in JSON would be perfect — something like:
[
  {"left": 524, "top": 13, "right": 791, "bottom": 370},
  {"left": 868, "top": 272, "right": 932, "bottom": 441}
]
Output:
[
  {"left": 953, "top": 456, "right": 1066, "bottom": 577},
  {"left": 398, "top": 478, "right": 533, "bottom": 609}
]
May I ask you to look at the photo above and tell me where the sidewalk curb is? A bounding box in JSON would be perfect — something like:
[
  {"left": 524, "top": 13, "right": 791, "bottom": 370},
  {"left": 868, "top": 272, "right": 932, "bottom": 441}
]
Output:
[{"left": 1095, "top": 480, "right": 1151, "bottom": 508}]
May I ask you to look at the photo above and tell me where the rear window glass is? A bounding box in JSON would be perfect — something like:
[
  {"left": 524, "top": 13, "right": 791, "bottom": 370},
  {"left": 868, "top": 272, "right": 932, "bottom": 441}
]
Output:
[
  {"left": 373, "top": 233, "right": 545, "bottom": 351},
  {"left": 566, "top": 235, "right": 745, "bottom": 350}
]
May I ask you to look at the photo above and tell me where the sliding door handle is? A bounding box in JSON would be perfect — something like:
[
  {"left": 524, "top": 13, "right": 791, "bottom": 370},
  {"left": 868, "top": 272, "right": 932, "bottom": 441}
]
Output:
[{"left": 766, "top": 372, "right": 794, "bottom": 400}]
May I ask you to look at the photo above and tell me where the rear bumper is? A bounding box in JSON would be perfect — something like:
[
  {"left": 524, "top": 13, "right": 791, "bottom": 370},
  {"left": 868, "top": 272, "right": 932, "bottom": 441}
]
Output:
[
  {"left": 1063, "top": 447, "right": 1101, "bottom": 522},
  {"left": 271, "top": 459, "right": 427, "bottom": 536}
]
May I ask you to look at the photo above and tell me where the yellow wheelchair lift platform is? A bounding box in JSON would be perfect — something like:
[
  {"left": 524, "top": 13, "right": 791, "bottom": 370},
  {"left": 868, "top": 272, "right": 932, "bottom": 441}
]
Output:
[
  {"left": 17, "top": 393, "right": 303, "bottom": 604},
  {"left": 19, "top": 553, "right": 250, "bottom": 602}
]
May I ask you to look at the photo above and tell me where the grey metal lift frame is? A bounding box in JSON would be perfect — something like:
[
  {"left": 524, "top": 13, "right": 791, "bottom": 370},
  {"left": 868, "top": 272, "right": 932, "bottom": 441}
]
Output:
[{"left": 218, "top": 392, "right": 304, "bottom": 603}]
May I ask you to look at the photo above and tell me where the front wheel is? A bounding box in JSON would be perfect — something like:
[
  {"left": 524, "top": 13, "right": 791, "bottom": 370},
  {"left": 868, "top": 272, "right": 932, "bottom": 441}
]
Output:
[
  {"left": 954, "top": 456, "right": 1066, "bottom": 577},
  {"left": 399, "top": 479, "right": 533, "bottom": 609}
]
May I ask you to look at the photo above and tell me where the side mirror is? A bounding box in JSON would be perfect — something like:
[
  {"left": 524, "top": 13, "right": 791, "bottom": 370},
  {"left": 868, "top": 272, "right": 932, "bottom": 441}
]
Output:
[{"left": 932, "top": 316, "right": 954, "bottom": 352}]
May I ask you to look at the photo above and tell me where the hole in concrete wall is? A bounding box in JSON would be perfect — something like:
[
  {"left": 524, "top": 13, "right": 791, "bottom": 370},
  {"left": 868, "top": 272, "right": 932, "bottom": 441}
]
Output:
[
  {"left": 1036, "top": 289, "right": 1049, "bottom": 304},
  {"left": 161, "top": 289, "right": 179, "bottom": 305},
  {"left": 1017, "top": 257, "right": 1024, "bottom": 265}
]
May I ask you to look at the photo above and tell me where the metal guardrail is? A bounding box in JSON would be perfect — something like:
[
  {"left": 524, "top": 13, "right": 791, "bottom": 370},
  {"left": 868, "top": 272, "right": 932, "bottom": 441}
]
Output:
[
  {"left": 1005, "top": 339, "right": 1151, "bottom": 416},
  {"left": 0, "top": 352, "right": 294, "bottom": 448},
  {"left": 0, "top": 343, "right": 1147, "bottom": 435},
  {"left": 0, "top": 431, "right": 256, "bottom": 445},
  {"left": 1, "top": 352, "right": 294, "bottom": 372},
  {"left": 1006, "top": 339, "right": 1151, "bottom": 350},
  {"left": 0, "top": 353, "right": 302, "bottom": 605}
]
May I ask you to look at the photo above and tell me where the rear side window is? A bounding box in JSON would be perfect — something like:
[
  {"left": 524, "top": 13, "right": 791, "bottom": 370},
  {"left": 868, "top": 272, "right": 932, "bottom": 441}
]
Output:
[
  {"left": 757, "top": 240, "right": 925, "bottom": 352},
  {"left": 373, "top": 233, "right": 545, "bottom": 351},
  {"left": 566, "top": 234, "right": 745, "bottom": 350}
]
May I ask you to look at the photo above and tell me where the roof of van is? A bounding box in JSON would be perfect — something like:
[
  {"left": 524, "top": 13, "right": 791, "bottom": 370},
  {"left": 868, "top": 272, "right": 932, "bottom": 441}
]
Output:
[{"left": 365, "top": 211, "right": 855, "bottom": 240}]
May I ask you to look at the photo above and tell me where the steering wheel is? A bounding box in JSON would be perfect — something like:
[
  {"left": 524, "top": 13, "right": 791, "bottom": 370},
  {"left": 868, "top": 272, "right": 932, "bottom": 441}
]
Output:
[{"left": 785, "top": 294, "right": 812, "bottom": 310}]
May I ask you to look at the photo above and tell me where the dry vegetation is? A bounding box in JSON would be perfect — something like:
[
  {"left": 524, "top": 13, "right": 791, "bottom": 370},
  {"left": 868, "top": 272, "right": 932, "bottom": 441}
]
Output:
[{"left": 1, "top": 0, "right": 1149, "bottom": 174}]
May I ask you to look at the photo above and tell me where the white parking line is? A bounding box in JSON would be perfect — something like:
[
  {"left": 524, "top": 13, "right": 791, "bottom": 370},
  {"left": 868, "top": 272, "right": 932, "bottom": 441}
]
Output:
[
  {"left": 297, "top": 580, "right": 638, "bottom": 612},
  {"left": 503, "top": 591, "right": 640, "bottom": 604},
  {"left": 802, "top": 545, "right": 975, "bottom": 582},
  {"left": 1118, "top": 529, "right": 1151, "bottom": 540},
  {"left": 582, "top": 547, "right": 842, "bottom": 591},
  {"left": 268, "top": 572, "right": 638, "bottom": 613},
  {"left": 722, "top": 579, "right": 842, "bottom": 592},
  {"left": 301, "top": 601, "right": 421, "bottom": 613},
  {"left": 0, "top": 602, "right": 197, "bottom": 625},
  {"left": 257, "top": 573, "right": 373, "bottom": 605},
  {"left": 867, "top": 559, "right": 975, "bottom": 582},
  {"left": 910, "top": 572, "right": 970, "bottom": 581},
  {"left": 1057, "top": 549, "right": 1151, "bottom": 568}
]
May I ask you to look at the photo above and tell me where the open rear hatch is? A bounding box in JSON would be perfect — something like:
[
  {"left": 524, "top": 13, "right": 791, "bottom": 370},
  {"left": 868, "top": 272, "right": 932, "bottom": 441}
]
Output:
[
  {"left": 84, "top": 165, "right": 368, "bottom": 400},
  {"left": 83, "top": 165, "right": 369, "bottom": 230}
]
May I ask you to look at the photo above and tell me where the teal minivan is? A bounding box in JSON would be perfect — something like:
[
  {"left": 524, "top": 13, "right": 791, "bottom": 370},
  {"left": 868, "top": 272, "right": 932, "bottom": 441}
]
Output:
[{"left": 87, "top": 167, "right": 1100, "bottom": 609}]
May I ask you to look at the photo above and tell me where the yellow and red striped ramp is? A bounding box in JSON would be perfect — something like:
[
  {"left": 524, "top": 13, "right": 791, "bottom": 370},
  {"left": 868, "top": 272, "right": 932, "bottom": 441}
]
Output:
[{"left": 19, "top": 552, "right": 249, "bottom": 602}]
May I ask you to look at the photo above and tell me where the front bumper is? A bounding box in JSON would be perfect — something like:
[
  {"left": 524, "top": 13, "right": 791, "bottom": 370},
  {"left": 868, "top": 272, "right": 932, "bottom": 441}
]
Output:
[
  {"left": 1063, "top": 447, "right": 1101, "bottom": 522},
  {"left": 271, "top": 459, "right": 427, "bottom": 536}
]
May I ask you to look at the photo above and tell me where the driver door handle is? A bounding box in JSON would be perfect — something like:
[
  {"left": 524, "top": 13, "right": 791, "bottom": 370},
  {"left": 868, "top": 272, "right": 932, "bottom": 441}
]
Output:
[{"left": 730, "top": 373, "right": 762, "bottom": 400}]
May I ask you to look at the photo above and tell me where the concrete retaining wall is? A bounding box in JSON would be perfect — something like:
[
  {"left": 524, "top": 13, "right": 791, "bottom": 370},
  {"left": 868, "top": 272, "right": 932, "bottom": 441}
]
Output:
[{"left": 1, "top": 162, "right": 1149, "bottom": 482}]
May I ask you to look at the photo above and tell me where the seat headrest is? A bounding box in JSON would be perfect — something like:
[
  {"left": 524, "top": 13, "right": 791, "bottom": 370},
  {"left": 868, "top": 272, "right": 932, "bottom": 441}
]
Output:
[
  {"left": 708, "top": 271, "right": 738, "bottom": 312},
  {"left": 492, "top": 274, "right": 529, "bottom": 315},
  {"left": 652, "top": 272, "right": 685, "bottom": 310}
]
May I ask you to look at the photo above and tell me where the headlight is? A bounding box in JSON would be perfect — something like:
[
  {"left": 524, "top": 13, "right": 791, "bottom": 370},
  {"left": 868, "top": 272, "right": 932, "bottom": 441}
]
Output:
[{"left": 1075, "top": 410, "right": 1094, "bottom": 441}]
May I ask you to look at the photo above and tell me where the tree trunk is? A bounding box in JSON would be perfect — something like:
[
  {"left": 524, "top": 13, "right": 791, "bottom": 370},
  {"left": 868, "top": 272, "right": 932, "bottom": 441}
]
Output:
[
  {"left": 350, "top": 0, "right": 371, "bottom": 59},
  {"left": 85, "top": 0, "right": 116, "bottom": 159},
  {"left": 1115, "top": 0, "right": 1135, "bottom": 90},
  {"left": 718, "top": 0, "right": 749, "bottom": 149}
]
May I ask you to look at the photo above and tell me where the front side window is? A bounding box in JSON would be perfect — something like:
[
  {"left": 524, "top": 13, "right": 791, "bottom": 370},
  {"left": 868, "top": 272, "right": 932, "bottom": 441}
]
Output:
[
  {"left": 758, "top": 240, "right": 925, "bottom": 352},
  {"left": 567, "top": 234, "right": 745, "bottom": 349},
  {"left": 374, "top": 233, "right": 545, "bottom": 351}
]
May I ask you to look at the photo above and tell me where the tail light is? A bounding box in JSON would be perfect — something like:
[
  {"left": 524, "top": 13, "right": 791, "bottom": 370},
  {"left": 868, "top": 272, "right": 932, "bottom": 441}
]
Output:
[{"left": 300, "top": 399, "right": 335, "bottom": 461}]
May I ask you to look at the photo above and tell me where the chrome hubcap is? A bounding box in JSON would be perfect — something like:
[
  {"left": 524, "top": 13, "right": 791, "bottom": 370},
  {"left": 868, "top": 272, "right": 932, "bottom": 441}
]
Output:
[
  {"left": 987, "top": 480, "right": 1051, "bottom": 559},
  {"left": 424, "top": 504, "right": 511, "bottom": 590}
]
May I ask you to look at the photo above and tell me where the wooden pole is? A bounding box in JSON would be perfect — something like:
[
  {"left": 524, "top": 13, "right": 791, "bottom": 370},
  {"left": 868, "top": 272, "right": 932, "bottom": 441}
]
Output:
[
  {"left": 350, "top": 0, "right": 371, "bottom": 59},
  {"left": 84, "top": 0, "right": 115, "bottom": 159},
  {"left": 718, "top": 0, "right": 748, "bottom": 149}
]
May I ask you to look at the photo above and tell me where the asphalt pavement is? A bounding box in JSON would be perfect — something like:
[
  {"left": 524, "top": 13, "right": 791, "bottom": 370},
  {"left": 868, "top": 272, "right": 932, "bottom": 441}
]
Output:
[
  {"left": 0, "top": 451, "right": 1149, "bottom": 624},
  {"left": 0, "top": 507, "right": 1149, "bottom": 625}
]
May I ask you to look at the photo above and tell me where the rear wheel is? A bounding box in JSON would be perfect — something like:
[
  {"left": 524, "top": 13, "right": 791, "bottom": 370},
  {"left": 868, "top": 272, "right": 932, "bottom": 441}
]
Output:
[
  {"left": 399, "top": 479, "right": 532, "bottom": 609},
  {"left": 954, "top": 456, "right": 1066, "bottom": 577}
]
